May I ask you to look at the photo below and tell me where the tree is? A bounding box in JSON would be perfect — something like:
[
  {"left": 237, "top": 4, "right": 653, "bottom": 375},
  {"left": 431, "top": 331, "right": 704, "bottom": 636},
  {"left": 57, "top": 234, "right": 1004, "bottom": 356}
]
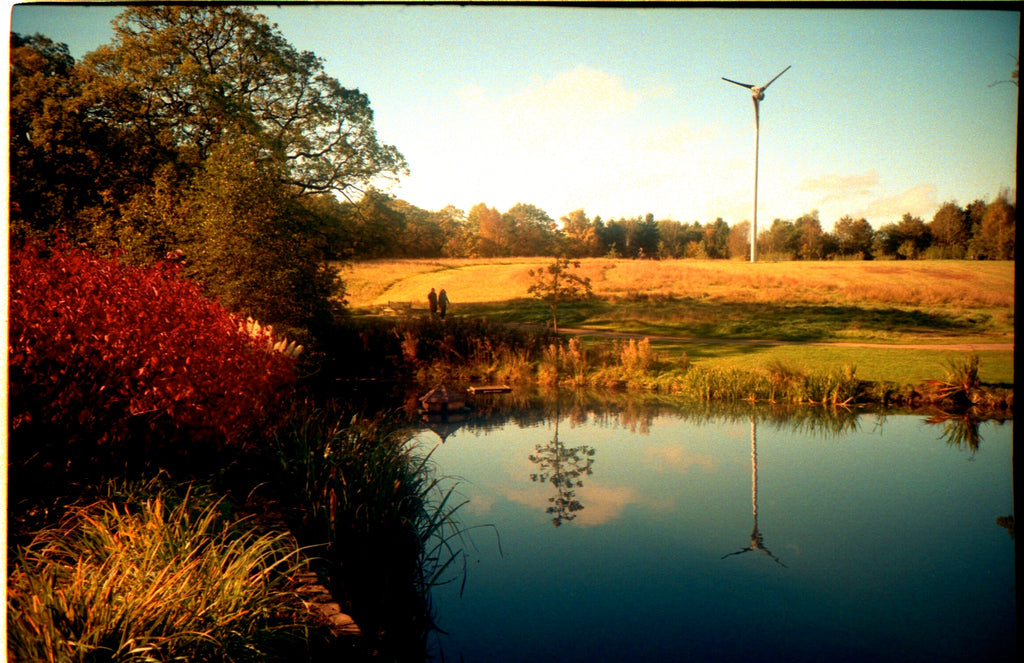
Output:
[
  {"left": 11, "top": 6, "right": 407, "bottom": 335},
  {"left": 872, "top": 222, "right": 901, "bottom": 258},
  {"left": 339, "top": 189, "right": 408, "bottom": 259},
  {"left": 504, "top": 203, "right": 558, "bottom": 256},
  {"left": 635, "top": 213, "right": 661, "bottom": 258},
  {"left": 391, "top": 199, "right": 445, "bottom": 258},
  {"left": 971, "top": 193, "right": 1015, "bottom": 259},
  {"left": 182, "top": 138, "right": 341, "bottom": 335},
  {"left": 833, "top": 216, "right": 874, "bottom": 258},
  {"left": 8, "top": 33, "right": 139, "bottom": 240},
  {"left": 929, "top": 202, "right": 970, "bottom": 258},
  {"left": 527, "top": 258, "right": 593, "bottom": 334},
  {"left": 702, "top": 218, "right": 731, "bottom": 259},
  {"left": 561, "top": 209, "right": 603, "bottom": 258},
  {"left": 727, "top": 220, "right": 751, "bottom": 260},
  {"left": 434, "top": 205, "right": 472, "bottom": 258},
  {"left": 762, "top": 219, "right": 798, "bottom": 259},
  {"left": 467, "top": 203, "right": 507, "bottom": 257},
  {"left": 81, "top": 5, "right": 407, "bottom": 197},
  {"left": 598, "top": 218, "right": 627, "bottom": 257},
  {"left": 794, "top": 212, "right": 828, "bottom": 260},
  {"left": 895, "top": 213, "right": 930, "bottom": 259}
]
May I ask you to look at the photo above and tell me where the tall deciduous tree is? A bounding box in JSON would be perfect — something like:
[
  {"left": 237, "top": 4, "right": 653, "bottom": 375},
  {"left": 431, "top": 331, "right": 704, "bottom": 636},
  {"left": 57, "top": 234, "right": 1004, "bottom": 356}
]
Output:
[
  {"left": 81, "top": 5, "right": 407, "bottom": 196},
  {"left": 561, "top": 209, "right": 603, "bottom": 258},
  {"left": 929, "top": 202, "right": 970, "bottom": 258},
  {"left": 895, "top": 213, "right": 931, "bottom": 259},
  {"left": 8, "top": 33, "right": 137, "bottom": 240},
  {"left": 971, "top": 193, "right": 1015, "bottom": 259},
  {"left": 182, "top": 138, "right": 341, "bottom": 334},
  {"left": 794, "top": 211, "right": 827, "bottom": 260},
  {"left": 504, "top": 203, "right": 558, "bottom": 256},
  {"left": 727, "top": 220, "right": 751, "bottom": 260},
  {"left": 833, "top": 216, "right": 874, "bottom": 258},
  {"left": 467, "top": 203, "right": 507, "bottom": 257}
]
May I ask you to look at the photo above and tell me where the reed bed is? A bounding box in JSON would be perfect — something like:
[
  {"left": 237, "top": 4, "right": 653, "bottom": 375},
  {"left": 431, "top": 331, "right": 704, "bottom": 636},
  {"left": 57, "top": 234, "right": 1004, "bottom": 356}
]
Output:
[
  {"left": 532, "top": 336, "right": 862, "bottom": 405},
  {"left": 269, "top": 407, "right": 470, "bottom": 658},
  {"left": 7, "top": 482, "right": 311, "bottom": 663}
]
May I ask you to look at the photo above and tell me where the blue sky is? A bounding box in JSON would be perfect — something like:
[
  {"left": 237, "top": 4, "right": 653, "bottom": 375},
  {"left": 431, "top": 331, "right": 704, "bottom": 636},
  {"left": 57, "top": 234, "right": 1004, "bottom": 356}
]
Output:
[{"left": 9, "top": 3, "right": 1019, "bottom": 229}]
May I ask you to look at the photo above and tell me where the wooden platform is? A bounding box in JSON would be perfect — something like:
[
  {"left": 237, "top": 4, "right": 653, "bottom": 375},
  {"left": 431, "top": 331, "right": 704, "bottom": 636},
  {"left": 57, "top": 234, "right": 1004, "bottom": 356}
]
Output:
[{"left": 467, "top": 384, "right": 512, "bottom": 394}]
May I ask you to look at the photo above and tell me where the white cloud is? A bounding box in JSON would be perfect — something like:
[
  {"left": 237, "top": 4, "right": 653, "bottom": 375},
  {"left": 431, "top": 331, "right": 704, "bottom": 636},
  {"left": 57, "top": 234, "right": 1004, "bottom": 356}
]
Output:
[
  {"left": 862, "top": 184, "right": 938, "bottom": 223},
  {"left": 390, "top": 66, "right": 732, "bottom": 220},
  {"left": 798, "top": 171, "right": 880, "bottom": 204},
  {"left": 643, "top": 445, "right": 717, "bottom": 474},
  {"left": 504, "top": 482, "right": 640, "bottom": 527}
]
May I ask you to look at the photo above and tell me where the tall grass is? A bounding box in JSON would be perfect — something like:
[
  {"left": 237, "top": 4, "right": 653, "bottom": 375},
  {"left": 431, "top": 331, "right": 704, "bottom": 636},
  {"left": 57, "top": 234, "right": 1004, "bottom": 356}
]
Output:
[
  {"left": 7, "top": 481, "right": 311, "bottom": 663},
  {"left": 269, "top": 407, "right": 470, "bottom": 658}
]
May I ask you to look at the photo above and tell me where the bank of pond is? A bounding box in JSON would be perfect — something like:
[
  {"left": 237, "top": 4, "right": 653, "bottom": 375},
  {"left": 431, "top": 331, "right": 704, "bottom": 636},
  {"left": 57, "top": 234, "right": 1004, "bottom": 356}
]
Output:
[{"left": 7, "top": 391, "right": 1014, "bottom": 662}]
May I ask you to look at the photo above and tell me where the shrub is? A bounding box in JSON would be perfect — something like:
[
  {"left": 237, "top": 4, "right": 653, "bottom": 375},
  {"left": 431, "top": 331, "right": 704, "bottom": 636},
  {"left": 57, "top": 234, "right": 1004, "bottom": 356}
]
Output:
[
  {"left": 924, "top": 353, "right": 982, "bottom": 406},
  {"left": 8, "top": 239, "right": 296, "bottom": 484}
]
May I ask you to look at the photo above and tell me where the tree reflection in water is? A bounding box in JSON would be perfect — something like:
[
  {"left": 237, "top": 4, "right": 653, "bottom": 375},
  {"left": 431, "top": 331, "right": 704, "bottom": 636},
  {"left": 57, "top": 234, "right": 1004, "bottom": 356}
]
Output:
[
  {"left": 528, "top": 399, "right": 596, "bottom": 527},
  {"left": 722, "top": 415, "right": 786, "bottom": 567}
]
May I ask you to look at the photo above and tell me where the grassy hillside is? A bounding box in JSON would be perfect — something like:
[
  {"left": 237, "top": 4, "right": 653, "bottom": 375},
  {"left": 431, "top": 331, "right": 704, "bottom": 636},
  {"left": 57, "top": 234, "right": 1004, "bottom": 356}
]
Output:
[{"left": 338, "top": 259, "right": 1015, "bottom": 385}]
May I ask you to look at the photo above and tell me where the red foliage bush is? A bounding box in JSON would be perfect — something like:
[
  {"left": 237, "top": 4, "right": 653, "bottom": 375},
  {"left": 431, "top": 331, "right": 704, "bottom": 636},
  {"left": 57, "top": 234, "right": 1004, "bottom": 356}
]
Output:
[{"left": 8, "top": 240, "right": 296, "bottom": 462}]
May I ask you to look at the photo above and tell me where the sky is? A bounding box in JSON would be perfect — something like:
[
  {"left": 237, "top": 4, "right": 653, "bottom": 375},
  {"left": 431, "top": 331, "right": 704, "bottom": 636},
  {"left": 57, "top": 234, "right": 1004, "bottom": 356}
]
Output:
[{"left": 8, "top": 2, "right": 1020, "bottom": 229}]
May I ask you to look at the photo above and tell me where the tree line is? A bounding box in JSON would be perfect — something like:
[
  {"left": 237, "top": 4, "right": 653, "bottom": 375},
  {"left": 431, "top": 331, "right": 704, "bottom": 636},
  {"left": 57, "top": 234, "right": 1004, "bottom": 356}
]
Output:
[
  {"left": 325, "top": 191, "right": 1015, "bottom": 262},
  {"left": 9, "top": 6, "right": 1015, "bottom": 339}
]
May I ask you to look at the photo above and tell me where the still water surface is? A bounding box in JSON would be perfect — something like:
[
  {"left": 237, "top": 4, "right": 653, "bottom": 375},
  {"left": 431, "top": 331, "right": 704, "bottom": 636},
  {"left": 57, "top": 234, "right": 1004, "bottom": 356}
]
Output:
[{"left": 412, "top": 407, "right": 1015, "bottom": 662}]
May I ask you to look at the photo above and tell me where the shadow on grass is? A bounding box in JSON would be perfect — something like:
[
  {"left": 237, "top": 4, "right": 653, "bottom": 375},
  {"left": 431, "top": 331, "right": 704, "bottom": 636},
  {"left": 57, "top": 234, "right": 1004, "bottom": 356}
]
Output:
[{"left": 460, "top": 298, "right": 991, "bottom": 342}]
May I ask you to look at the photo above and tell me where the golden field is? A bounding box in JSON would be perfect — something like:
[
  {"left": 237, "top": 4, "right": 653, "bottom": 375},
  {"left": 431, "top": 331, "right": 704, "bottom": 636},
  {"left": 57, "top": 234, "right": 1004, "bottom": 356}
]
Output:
[{"left": 340, "top": 258, "right": 1014, "bottom": 312}]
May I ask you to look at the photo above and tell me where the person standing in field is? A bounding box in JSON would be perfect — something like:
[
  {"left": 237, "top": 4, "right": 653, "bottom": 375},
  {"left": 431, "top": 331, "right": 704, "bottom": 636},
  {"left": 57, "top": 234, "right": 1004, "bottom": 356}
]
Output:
[
  {"left": 438, "top": 289, "right": 450, "bottom": 320},
  {"left": 428, "top": 288, "right": 438, "bottom": 317}
]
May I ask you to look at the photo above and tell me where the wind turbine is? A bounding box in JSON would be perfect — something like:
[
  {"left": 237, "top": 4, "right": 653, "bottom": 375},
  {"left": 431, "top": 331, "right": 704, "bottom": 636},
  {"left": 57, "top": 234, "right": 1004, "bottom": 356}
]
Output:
[{"left": 722, "top": 65, "right": 791, "bottom": 263}]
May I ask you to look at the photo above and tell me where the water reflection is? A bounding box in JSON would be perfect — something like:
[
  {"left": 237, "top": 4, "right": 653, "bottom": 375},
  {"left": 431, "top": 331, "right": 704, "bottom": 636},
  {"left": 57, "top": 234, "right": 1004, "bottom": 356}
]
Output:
[
  {"left": 527, "top": 401, "right": 596, "bottom": 527},
  {"left": 414, "top": 397, "right": 1014, "bottom": 663},
  {"left": 721, "top": 416, "right": 786, "bottom": 566},
  {"left": 925, "top": 408, "right": 985, "bottom": 453}
]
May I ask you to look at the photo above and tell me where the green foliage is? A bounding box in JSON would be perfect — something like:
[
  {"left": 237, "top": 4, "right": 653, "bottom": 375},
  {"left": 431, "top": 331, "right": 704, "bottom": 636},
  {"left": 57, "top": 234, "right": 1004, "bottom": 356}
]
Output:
[
  {"left": 7, "top": 482, "right": 311, "bottom": 663},
  {"left": 181, "top": 139, "right": 343, "bottom": 335},
  {"left": 527, "top": 257, "right": 593, "bottom": 333},
  {"left": 8, "top": 33, "right": 138, "bottom": 241},
  {"left": 82, "top": 5, "right": 406, "bottom": 195}
]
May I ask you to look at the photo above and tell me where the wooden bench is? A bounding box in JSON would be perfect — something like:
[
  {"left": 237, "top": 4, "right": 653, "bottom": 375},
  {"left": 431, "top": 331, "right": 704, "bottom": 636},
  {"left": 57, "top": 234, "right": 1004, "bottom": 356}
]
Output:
[{"left": 381, "top": 301, "right": 414, "bottom": 316}]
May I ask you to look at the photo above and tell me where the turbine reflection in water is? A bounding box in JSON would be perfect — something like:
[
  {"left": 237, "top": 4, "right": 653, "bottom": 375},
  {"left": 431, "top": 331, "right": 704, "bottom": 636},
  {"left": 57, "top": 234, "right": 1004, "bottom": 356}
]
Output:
[{"left": 721, "top": 414, "right": 785, "bottom": 566}]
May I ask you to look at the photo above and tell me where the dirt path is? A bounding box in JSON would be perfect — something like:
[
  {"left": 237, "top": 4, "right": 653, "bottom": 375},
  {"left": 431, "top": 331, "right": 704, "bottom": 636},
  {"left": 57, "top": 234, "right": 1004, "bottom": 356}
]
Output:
[{"left": 551, "top": 326, "right": 1014, "bottom": 352}]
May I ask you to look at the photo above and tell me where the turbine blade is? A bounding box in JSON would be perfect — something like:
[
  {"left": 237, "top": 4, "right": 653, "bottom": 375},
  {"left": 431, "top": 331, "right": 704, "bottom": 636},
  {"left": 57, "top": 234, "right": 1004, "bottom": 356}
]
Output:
[
  {"left": 762, "top": 65, "right": 792, "bottom": 89},
  {"left": 722, "top": 77, "right": 755, "bottom": 89}
]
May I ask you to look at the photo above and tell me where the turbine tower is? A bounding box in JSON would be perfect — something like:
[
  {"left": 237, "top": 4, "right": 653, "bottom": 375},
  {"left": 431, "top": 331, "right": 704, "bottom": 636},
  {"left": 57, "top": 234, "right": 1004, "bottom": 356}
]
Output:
[{"left": 722, "top": 65, "right": 791, "bottom": 263}]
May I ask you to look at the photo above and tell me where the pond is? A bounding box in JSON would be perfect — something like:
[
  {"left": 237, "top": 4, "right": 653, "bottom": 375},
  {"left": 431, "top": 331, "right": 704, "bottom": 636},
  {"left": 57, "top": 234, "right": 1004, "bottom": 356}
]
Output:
[{"left": 410, "top": 404, "right": 1015, "bottom": 663}]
